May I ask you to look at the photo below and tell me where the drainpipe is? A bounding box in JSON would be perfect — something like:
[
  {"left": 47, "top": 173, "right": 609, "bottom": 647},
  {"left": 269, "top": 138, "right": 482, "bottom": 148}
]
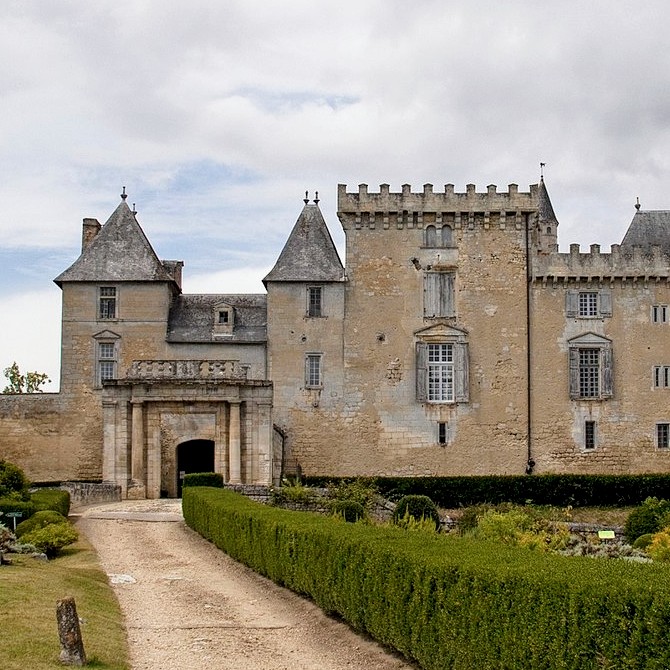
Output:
[{"left": 525, "top": 212, "right": 535, "bottom": 475}]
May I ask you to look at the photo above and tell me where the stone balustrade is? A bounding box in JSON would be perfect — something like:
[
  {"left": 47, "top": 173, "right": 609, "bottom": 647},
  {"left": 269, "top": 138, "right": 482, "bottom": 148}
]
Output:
[{"left": 126, "top": 360, "right": 248, "bottom": 381}]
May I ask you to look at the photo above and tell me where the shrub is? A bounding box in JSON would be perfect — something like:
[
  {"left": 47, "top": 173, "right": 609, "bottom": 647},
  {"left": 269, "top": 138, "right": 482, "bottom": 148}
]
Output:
[
  {"left": 456, "top": 503, "right": 495, "bottom": 534},
  {"left": 633, "top": 533, "right": 654, "bottom": 550},
  {"left": 31, "top": 488, "right": 71, "bottom": 516},
  {"left": 0, "top": 523, "right": 15, "bottom": 552},
  {"left": 21, "top": 522, "right": 78, "bottom": 558},
  {"left": 328, "top": 478, "right": 378, "bottom": 509},
  {"left": 392, "top": 495, "right": 440, "bottom": 530},
  {"left": 332, "top": 500, "right": 365, "bottom": 523},
  {"left": 0, "top": 460, "right": 30, "bottom": 501},
  {"left": 648, "top": 528, "right": 670, "bottom": 562},
  {"left": 271, "top": 479, "right": 315, "bottom": 505},
  {"left": 0, "top": 500, "right": 36, "bottom": 523},
  {"left": 15, "top": 510, "right": 67, "bottom": 538},
  {"left": 182, "top": 472, "right": 224, "bottom": 488},
  {"left": 624, "top": 497, "right": 670, "bottom": 543}
]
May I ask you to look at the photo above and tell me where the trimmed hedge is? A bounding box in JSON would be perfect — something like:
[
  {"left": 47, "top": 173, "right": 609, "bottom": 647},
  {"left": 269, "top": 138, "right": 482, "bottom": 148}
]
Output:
[
  {"left": 0, "top": 500, "right": 36, "bottom": 525},
  {"left": 183, "top": 487, "right": 670, "bottom": 670},
  {"left": 182, "top": 472, "right": 224, "bottom": 488},
  {"left": 15, "top": 510, "right": 67, "bottom": 538},
  {"left": 304, "top": 474, "right": 670, "bottom": 507},
  {"left": 31, "top": 488, "right": 71, "bottom": 517}
]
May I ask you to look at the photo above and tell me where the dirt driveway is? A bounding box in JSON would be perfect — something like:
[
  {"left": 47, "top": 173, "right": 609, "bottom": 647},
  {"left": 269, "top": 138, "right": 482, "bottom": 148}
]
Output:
[{"left": 75, "top": 500, "right": 415, "bottom": 670}]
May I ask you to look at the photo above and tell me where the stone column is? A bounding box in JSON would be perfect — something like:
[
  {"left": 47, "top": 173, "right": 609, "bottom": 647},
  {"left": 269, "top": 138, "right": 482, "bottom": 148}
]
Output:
[
  {"left": 228, "top": 401, "right": 242, "bottom": 484},
  {"left": 255, "top": 400, "right": 273, "bottom": 485},
  {"left": 127, "top": 399, "right": 146, "bottom": 499},
  {"left": 101, "top": 400, "right": 117, "bottom": 485}
]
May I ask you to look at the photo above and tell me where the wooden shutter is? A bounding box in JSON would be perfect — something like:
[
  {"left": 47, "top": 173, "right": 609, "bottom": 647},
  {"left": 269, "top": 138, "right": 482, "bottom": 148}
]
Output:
[
  {"left": 424, "top": 274, "right": 438, "bottom": 317},
  {"left": 454, "top": 342, "right": 469, "bottom": 402},
  {"left": 416, "top": 343, "right": 428, "bottom": 402},
  {"left": 440, "top": 273, "right": 455, "bottom": 317},
  {"left": 566, "top": 290, "right": 578, "bottom": 318},
  {"left": 569, "top": 347, "right": 580, "bottom": 399},
  {"left": 601, "top": 345, "right": 614, "bottom": 397},
  {"left": 599, "top": 289, "right": 613, "bottom": 317}
]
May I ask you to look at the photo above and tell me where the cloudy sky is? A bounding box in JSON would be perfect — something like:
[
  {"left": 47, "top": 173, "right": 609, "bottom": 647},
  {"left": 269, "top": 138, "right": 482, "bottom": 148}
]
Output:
[{"left": 2, "top": 1, "right": 669, "bottom": 390}]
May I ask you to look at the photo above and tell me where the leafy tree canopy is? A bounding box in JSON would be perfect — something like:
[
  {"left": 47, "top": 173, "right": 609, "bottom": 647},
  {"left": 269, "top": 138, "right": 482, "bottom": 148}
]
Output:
[{"left": 2, "top": 362, "right": 50, "bottom": 394}]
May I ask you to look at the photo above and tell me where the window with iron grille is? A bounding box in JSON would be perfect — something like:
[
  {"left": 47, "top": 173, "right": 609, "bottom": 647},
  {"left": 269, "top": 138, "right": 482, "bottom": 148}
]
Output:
[
  {"left": 307, "top": 286, "right": 323, "bottom": 317},
  {"left": 579, "top": 348, "right": 600, "bottom": 398},
  {"left": 654, "top": 366, "right": 670, "bottom": 388},
  {"left": 657, "top": 423, "right": 670, "bottom": 449},
  {"left": 584, "top": 420, "right": 596, "bottom": 450},
  {"left": 427, "top": 344, "right": 454, "bottom": 402},
  {"left": 578, "top": 292, "right": 598, "bottom": 317},
  {"left": 99, "top": 286, "right": 117, "bottom": 319},
  {"left": 305, "top": 354, "right": 322, "bottom": 388}
]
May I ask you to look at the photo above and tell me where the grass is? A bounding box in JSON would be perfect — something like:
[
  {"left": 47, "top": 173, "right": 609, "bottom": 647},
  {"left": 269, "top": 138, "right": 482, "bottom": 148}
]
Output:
[{"left": 0, "top": 534, "right": 129, "bottom": 670}]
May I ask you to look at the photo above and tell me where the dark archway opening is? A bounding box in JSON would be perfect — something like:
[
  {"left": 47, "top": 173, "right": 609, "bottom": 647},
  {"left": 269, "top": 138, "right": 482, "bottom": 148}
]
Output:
[{"left": 176, "top": 439, "right": 215, "bottom": 497}]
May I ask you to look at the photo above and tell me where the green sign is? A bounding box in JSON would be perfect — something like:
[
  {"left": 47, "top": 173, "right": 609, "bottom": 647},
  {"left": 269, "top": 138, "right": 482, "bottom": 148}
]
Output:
[{"left": 598, "top": 530, "right": 616, "bottom": 540}]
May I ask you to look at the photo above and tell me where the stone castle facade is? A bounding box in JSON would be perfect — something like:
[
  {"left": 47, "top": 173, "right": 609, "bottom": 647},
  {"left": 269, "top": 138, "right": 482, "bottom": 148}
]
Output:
[{"left": 2, "top": 179, "right": 670, "bottom": 497}]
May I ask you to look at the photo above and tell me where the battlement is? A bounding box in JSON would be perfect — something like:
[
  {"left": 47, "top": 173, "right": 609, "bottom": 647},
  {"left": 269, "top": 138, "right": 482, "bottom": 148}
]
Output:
[
  {"left": 339, "top": 182, "right": 538, "bottom": 213},
  {"left": 533, "top": 243, "right": 670, "bottom": 282}
]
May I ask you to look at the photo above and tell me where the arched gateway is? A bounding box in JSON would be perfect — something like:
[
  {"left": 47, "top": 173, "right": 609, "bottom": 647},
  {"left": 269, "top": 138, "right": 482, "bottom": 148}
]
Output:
[{"left": 101, "top": 360, "right": 274, "bottom": 499}]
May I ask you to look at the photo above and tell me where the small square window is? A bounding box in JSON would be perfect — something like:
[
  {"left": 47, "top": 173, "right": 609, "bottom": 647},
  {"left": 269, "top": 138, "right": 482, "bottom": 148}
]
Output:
[
  {"left": 578, "top": 292, "right": 598, "bottom": 317},
  {"left": 218, "top": 310, "right": 229, "bottom": 324},
  {"left": 657, "top": 423, "right": 670, "bottom": 449}
]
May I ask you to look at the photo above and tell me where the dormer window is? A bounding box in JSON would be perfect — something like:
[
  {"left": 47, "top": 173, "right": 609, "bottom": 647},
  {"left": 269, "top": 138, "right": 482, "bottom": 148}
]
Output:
[{"left": 213, "top": 303, "right": 234, "bottom": 337}]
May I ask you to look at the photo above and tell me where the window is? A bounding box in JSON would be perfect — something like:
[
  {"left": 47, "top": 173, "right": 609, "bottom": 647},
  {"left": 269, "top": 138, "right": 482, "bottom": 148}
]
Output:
[
  {"left": 584, "top": 420, "right": 596, "bottom": 450},
  {"left": 99, "top": 287, "right": 117, "bottom": 319},
  {"left": 218, "top": 310, "right": 229, "bottom": 324},
  {"left": 98, "top": 342, "right": 117, "bottom": 383},
  {"left": 566, "top": 289, "right": 612, "bottom": 318},
  {"left": 424, "top": 225, "right": 453, "bottom": 248},
  {"left": 424, "top": 272, "right": 455, "bottom": 318},
  {"left": 654, "top": 366, "right": 670, "bottom": 388},
  {"left": 438, "top": 422, "right": 447, "bottom": 445},
  {"left": 213, "top": 302, "right": 234, "bottom": 337},
  {"left": 657, "top": 423, "right": 670, "bottom": 449},
  {"left": 652, "top": 305, "right": 668, "bottom": 324},
  {"left": 415, "top": 325, "right": 469, "bottom": 403},
  {"left": 307, "top": 286, "right": 323, "bottom": 317},
  {"left": 568, "top": 334, "right": 613, "bottom": 400},
  {"left": 305, "top": 354, "right": 322, "bottom": 388}
]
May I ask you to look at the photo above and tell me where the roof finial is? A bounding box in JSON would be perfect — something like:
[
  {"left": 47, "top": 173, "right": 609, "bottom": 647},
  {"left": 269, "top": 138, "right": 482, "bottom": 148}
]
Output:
[
  {"left": 313, "top": 191, "right": 319, "bottom": 205},
  {"left": 121, "top": 186, "right": 128, "bottom": 201},
  {"left": 540, "top": 162, "right": 546, "bottom": 180},
  {"left": 635, "top": 196, "right": 641, "bottom": 211},
  {"left": 304, "top": 190, "right": 309, "bottom": 205},
  {"left": 132, "top": 203, "right": 137, "bottom": 215}
]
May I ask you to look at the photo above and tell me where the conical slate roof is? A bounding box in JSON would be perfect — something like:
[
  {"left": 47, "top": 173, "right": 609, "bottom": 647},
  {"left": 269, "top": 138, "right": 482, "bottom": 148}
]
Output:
[
  {"left": 537, "top": 177, "right": 559, "bottom": 226},
  {"left": 620, "top": 209, "right": 670, "bottom": 254},
  {"left": 55, "top": 200, "right": 173, "bottom": 285},
  {"left": 263, "top": 202, "right": 344, "bottom": 284}
]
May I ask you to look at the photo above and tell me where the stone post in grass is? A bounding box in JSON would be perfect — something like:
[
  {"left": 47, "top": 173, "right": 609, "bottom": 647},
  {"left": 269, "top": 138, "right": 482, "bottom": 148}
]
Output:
[{"left": 56, "top": 597, "right": 87, "bottom": 666}]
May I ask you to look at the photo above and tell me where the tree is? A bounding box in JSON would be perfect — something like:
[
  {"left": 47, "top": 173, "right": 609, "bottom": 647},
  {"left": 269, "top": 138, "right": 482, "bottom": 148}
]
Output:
[{"left": 2, "top": 362, "right": 50, "bottom": 394}]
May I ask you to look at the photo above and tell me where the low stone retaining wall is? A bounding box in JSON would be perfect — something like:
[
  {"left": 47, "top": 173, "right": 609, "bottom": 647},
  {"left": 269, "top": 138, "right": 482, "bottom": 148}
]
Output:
[{"left": 62, "top": 482, "right": 122, "bottom": 508}]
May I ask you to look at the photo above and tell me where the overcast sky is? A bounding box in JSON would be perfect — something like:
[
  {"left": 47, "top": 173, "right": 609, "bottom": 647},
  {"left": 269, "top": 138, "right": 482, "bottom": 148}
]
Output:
[{"left": 2, "top": 1, "right": 669, "bottom": 390}]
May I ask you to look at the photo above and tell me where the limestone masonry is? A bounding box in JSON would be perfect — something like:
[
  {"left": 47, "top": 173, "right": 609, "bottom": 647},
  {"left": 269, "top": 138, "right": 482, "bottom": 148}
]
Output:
[{"left": 2, "top": 179, "right": 670, "bottom": 498}]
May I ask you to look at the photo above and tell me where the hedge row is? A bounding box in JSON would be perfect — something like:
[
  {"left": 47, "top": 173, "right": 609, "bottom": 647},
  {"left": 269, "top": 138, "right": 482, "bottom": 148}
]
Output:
[
  {"left": 303, "top": 474, "right": 670, "bottom": 507},
  {"left": 182, "top": 472, "right": 224, "bottom": 488},
  {"left": 0, "top": 489, "right": 70, "bottom": 525},
  {"left": 183, "top": 487, "right": 670, "bottom": 670}
]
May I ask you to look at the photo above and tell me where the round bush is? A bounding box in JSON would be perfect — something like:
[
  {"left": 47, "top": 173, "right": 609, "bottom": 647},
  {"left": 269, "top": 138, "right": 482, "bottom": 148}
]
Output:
[
  {"left": 332, "top": 500, "right": 365, "bottom": 523},
  {"left": 15, "top": 510, "right": 67, "bottom": 538},
  {"left": 624, "top": 498, "right": 670, "bottom": 543},
  {"left": 392, "top": 495, "right": 440, "bottom": 530},
  {"left": 21, "top": 522, "right": 78, "bottom": 558},
  {"left": 0, "top": 460, "right": 30, "bottom": 500}
]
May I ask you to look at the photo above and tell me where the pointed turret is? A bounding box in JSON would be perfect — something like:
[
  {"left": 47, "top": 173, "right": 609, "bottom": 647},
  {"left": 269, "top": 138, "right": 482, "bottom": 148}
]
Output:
[
  {"left": 537, "top": 177, "right": 559, "bottom": 228},
  {"left": 620, "top": 207, "right": 670, "bottom": 254},
  {"left": 55, "top": 198, "right": 174, "bottom": 285},
  {"left": 263, "top": 198, "right": 344, "bottom": 285}
]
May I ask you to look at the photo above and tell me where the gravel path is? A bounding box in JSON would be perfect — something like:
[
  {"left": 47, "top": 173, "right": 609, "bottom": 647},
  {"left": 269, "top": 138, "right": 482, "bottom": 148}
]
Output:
[{"left": 75, "top": 500, "right": 415, "bottom": 670}]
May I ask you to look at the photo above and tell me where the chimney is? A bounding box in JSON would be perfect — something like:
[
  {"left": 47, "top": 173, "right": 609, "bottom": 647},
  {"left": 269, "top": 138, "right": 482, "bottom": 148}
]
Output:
[{"left": 82, "top": 218, "right": 101, "bottom": 252}]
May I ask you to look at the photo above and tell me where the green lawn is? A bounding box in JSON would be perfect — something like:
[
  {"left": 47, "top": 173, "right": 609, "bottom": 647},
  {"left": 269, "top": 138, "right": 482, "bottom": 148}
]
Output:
[{"left": 0, "top": 536, "right": 129, "bottom": 670}]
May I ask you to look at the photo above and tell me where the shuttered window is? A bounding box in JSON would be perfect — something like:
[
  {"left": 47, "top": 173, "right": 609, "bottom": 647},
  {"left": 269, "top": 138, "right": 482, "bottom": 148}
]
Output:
[
  {"left": 416, "top": 341, "right": 469, "bottom": 403},
  {"left": 568, "top": 340, "right": 613, "bottom": 400},
  {"left": 566, "top": 289, "right": 612, "bottom": 318},
  {"left": 424, "top": 272, "right": 455, "bottom": 318}
]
